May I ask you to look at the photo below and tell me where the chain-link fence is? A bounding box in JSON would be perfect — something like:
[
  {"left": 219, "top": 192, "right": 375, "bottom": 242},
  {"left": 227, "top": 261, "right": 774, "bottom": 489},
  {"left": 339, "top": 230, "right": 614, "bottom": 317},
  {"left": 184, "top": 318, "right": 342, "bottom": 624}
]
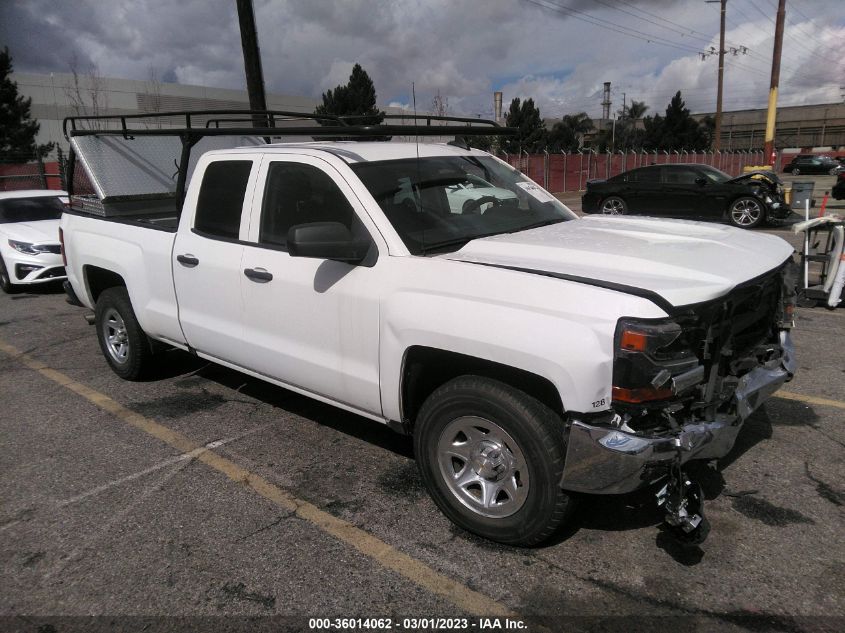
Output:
[{"left": 0, "top": 151, "right": 66, "bottom": 192}]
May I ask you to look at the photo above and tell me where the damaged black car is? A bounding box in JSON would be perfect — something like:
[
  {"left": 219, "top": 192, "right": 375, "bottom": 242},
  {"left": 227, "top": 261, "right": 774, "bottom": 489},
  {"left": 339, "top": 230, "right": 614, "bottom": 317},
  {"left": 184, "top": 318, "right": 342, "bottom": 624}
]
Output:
[{"left": 582, "top": 164, "right": 789, "bottom": 229}]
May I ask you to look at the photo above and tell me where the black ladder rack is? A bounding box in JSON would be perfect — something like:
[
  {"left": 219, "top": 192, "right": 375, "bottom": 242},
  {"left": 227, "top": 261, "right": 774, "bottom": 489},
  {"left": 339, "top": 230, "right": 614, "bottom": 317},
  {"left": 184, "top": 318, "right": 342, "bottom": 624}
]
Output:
[{"left": 63, "top": 109, "right": 516, "bottom": 208}]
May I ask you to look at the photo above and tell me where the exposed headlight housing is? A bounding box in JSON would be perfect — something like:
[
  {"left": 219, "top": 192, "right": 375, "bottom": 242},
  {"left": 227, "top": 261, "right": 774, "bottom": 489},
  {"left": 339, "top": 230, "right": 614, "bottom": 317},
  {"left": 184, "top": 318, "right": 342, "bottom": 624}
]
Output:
[{"left": 613, "top": 317, "right": 701, "bottom": 404}]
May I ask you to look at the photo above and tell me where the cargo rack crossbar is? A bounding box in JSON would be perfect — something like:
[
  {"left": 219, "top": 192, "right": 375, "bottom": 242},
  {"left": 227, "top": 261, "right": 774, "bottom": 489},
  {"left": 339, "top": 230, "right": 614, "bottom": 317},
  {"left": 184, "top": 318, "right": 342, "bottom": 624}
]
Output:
[{"left": 63, "top": 109, "right": 516, "bottom": 210}]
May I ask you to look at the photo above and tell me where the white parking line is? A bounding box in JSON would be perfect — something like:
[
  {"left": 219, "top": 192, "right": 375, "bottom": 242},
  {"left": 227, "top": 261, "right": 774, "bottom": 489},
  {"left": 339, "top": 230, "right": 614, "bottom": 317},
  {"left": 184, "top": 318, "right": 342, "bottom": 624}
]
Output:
[{"left": 56, "top": 425, "right": 272, "bottom": 508}]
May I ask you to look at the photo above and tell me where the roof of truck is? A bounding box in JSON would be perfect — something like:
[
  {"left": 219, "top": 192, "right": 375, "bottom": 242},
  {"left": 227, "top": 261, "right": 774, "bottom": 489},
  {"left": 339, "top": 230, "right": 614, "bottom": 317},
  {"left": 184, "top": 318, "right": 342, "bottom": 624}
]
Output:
[{"left": 253, "top": 141, "right": 491, "bottom": 164}]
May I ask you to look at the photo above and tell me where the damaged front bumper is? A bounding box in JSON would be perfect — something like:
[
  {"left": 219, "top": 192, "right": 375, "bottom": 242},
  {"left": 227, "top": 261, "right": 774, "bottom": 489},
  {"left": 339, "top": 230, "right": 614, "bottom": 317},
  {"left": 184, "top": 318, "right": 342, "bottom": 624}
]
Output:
[{"left": 561, "top": 330, "right": 795, "bottom": 495}]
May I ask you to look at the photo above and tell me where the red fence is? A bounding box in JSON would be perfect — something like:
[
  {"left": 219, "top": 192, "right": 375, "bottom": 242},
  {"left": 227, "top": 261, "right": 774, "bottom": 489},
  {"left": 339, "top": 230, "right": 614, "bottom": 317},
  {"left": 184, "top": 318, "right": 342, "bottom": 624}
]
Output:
[
  {"left": 0, "top": 161, "right": 64, "bottom": 192},
  {"left": 501, "top": 150, "right": 778, "bottom": 193}
]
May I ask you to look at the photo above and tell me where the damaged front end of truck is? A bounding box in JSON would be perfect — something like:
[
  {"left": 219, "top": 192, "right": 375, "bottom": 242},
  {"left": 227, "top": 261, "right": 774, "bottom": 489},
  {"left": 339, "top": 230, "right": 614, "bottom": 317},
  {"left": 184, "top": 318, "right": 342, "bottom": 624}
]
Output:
[{"left": 561, "top": 259, "right": 798, "bottom": 543}]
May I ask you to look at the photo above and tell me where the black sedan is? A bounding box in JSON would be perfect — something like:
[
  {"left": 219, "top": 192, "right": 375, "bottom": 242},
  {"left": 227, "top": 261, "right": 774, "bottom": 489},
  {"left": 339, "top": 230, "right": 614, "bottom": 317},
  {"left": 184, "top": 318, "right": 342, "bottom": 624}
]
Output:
[
  {"left": 581, "top": 164, "right": 789, "bottom": 229},
  {"left": 782, "top": 155, "right": 844, "bottom": 176}
]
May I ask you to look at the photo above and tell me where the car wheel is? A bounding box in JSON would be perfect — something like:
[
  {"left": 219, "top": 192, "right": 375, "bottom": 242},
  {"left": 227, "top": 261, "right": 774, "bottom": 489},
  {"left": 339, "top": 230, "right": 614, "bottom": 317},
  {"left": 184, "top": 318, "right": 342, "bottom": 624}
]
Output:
[
  {"left": 830, "top": 167, "right": 839, "bottom": 176},
  {"left": 0, "top": 255, "right": 19, "bottom": 294},
  {"left": 600, "top": 196, "right": 627, "bottom": 214},
  {"left": 95, "top": 287, "right": 154, "bottom": 380},
  {"left": 414, "top": 375, "right": 573, "bottom": 546},
  {"left": 729, "top": 196, "right": 765, "bottom": 229},
  {"left": 792, "top": 168, "right": 800, "bottom": 175}
]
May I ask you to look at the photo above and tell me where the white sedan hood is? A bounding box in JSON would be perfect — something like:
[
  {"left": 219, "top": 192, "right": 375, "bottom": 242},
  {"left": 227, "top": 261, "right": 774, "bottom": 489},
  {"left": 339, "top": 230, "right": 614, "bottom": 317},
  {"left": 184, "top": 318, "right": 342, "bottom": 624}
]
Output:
[
  {"left": 443, "top": 216, "right": 794, "bottom": 308},
  {"left": 2, "top": 219, "right": 61, "bottom": 244}
]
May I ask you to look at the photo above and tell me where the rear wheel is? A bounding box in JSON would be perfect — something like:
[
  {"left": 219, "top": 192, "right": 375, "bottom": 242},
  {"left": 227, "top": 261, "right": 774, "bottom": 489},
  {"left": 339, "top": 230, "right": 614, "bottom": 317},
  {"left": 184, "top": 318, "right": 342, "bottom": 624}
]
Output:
[
  {"left": 600, "top": 196, "right": 627, "bottom": 215},
  {"left": 95, "top": 287, "right": 154, "bottom": 380},
  {"left": 792, "top": 168, "right": 800, "bottom": 175},
  {"left": 729, "top": 196, "right": 765, "bottom": 229},
  {"left": 414, "top": 376, "right": 573, "bottom": 546},
  {"left": 0, "top": 255, "right": 18, "bottom": 294}
]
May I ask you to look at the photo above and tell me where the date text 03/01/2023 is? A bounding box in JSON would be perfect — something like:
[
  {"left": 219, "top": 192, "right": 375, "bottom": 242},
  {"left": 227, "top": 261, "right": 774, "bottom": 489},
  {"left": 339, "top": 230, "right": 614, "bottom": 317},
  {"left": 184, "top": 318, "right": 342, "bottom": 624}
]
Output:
[{"left": 307, "top": 617, "right": 527, "bottom": 630}]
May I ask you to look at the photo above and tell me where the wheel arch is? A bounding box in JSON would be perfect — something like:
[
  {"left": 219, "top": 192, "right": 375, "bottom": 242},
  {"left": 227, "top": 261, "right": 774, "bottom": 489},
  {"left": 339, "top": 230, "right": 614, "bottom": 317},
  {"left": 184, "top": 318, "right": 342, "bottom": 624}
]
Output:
[
  {"left": 399, "top": 346, "right": 564, "bottom": 430},
  {"left": 83, "top": 265, "right": 127, "bottom": 304}
]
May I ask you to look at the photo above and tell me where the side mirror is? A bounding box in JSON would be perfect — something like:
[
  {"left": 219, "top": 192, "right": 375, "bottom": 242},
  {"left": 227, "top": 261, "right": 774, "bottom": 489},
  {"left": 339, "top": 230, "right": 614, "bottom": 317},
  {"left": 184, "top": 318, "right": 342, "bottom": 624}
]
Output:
[
  {"left": 695, "top": 177, "right": 707, "bottom": 186},
  {"left": 287, "top": 221, "right": 370, "bottom": 264}
]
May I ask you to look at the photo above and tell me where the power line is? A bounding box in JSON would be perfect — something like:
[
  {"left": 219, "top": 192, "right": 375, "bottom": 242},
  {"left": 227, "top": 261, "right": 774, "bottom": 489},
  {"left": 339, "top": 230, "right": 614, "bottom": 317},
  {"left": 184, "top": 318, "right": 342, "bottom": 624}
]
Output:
[{"left": 522, "top": 0, "right": 706, "bottom": 55}]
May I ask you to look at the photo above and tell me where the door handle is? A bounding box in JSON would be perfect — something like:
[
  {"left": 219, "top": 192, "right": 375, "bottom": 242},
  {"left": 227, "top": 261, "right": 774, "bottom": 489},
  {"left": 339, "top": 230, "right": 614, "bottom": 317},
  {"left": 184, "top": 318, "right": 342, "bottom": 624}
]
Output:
[
  {"left": 244, "top": 267, "right": 273, "bottom": 283},
  {"left": 177, "top": 254, "right": 199, "bottom": 267}
]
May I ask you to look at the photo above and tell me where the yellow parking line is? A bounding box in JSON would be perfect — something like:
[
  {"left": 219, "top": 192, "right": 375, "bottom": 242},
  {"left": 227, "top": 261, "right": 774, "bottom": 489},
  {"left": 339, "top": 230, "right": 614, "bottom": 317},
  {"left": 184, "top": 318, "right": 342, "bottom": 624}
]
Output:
[
  {"left": 775, "top": 390, "right": 845, "bottom": 410},
  {"left": 0, "top": 340, "right": 513, "bottom": 617}
]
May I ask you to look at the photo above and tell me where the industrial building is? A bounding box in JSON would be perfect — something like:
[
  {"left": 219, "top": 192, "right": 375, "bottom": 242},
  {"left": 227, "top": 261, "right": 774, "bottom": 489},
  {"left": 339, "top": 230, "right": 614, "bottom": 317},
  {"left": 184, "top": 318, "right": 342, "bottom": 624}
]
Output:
[{"left": 10, "top": 71, "right": 845, "bottom": 157}]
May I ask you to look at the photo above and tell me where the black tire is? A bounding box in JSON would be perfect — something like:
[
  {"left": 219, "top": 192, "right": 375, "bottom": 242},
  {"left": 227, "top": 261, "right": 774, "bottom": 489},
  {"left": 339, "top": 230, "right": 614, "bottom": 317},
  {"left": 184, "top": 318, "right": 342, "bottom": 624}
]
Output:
[
  {"left": 792, "top": 168, "right": 800, "bottom": 175},
  {"left": 600, "top": 196, "right": 627, "bottom": 215},
  {"left": 414, "top": 376, "right": 573, "bottom": 546},
  {"left": 728, "top": 196, "right": 765, "bottom": 229},
  {"left": 95, "top": 287, "right": 154, "bottom": 380},
  {"left": 0, "top": 255, "right": 18, "bottom": 294}
]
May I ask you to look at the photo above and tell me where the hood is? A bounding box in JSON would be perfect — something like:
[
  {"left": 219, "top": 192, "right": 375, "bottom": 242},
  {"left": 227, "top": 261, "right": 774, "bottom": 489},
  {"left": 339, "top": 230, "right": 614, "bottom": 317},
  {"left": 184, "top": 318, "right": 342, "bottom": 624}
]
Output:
[
  {"left": 441, "top": 216, "right": 794, "bottom": 310},
  {"left": 728, "top": 171, "right": 782, "bottom": 186},
  {"left": 1, "top": 219, "right": 61, "bottom": 244}
]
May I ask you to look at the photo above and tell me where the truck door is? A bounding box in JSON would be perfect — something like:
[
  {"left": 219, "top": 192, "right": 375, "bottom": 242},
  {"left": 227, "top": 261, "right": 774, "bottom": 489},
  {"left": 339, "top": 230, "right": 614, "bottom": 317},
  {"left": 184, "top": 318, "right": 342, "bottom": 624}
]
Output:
[
  {"left": 172, "top": 155, "right": 261, "bottom": 360},
  {"left": 237, "top": 155, "right": 383, "bottom": 417}
]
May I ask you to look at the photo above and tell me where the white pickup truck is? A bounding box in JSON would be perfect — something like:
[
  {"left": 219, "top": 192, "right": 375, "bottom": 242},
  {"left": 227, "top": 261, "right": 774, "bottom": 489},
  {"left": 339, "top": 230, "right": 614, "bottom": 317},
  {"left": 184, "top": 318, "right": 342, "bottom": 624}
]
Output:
[{"left": 60, "top": 111, "right": 796, "bottom": 546}]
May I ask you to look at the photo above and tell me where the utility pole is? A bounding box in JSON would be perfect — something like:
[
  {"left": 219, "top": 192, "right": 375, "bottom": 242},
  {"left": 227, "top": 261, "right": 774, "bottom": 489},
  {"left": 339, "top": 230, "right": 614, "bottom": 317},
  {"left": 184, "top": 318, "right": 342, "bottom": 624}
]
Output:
[
  {"left": 705, "top": 0, "right": 727, "bottom": 152},
  {"left": 764, "top": 0, "right": 786, "bottom": 164},
  {"left": 236, "top": 0, "right": 268, "bottom": 126}
]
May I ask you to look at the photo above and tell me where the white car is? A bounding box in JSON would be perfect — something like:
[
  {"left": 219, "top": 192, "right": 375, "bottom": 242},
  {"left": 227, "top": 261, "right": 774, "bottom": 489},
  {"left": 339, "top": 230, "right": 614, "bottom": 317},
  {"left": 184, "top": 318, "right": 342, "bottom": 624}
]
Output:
[
  {"left": 0, "top": 190, "right": 68, "bottom": 293},
  {"left": 444, "top": 174, "right": 519, "bottom": 214},
  {"left": 394, "top": 174, "right": 519, "bottom": 214}
]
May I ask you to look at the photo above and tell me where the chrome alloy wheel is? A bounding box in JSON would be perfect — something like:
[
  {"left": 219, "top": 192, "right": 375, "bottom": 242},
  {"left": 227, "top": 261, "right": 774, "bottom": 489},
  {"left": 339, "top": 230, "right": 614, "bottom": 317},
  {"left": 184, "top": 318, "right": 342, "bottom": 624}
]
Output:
[
  {"left": 730, "top": 198, "right": 763, "bottom": 226},
  {"left": 102, "top": 308, "right": 130, "bottom": 364},
  {"left": 601, "top": 198, "right": 625, "bottom": 214},
  {"left": 436, "top": 416, "right": 529, "bottom": 518}
]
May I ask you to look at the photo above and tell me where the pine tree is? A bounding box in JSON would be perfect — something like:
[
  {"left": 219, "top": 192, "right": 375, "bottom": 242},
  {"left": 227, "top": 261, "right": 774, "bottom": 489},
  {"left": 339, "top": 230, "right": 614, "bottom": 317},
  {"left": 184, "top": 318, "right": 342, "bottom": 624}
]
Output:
[
  {"left": 314, "top": 63, "right": 385, "bottom": 126},
  {"left": 502, "top": 98, "right": 547, "bottom": 153},
  {"left": 0, "top": 47, "right": 53, "bottom": 161},
  {"left": 643, "top": 91, "right": 709, "bottom": 151}
]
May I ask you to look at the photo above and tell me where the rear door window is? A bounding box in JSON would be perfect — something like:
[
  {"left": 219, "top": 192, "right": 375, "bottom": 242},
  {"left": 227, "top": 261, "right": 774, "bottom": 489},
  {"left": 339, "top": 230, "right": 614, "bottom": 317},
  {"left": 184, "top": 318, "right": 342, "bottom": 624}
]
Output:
[
  {"left": 194, "top": 160, "right": 254, "bottom": 239},
  {"left": 629, "top": 167, "right": 660, "bottom": 183}
]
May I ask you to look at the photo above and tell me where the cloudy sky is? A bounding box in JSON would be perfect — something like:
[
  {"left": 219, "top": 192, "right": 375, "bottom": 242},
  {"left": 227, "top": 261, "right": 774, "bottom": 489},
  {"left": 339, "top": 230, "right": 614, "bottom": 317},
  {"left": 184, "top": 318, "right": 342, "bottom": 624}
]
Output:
[{"left": 1, "top": 0, "right": 843, "bottom": 119}]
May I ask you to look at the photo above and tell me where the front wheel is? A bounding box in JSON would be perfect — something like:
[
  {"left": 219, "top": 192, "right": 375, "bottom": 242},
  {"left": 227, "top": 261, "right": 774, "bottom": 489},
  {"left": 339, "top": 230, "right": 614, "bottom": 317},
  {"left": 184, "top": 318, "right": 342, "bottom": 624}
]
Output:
[
  {"left": 95, "top": 287, "right": 155, "bottom": 380},
  {"left": 414, "top": 376, "right": 573, "bottom": 546},
  {"left": 600, "top": 196, "right": 627, "bottom": 215},
  {"left": 729, "top": 196, "right": 765, "bottom": 229}
]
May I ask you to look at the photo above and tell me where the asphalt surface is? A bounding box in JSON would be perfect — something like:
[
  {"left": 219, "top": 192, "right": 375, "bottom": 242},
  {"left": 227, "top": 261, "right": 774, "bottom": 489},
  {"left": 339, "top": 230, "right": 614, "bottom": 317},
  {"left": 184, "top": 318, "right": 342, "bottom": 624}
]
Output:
[{"left": 1, "top": 187, "right": 844, "bottom": 633}]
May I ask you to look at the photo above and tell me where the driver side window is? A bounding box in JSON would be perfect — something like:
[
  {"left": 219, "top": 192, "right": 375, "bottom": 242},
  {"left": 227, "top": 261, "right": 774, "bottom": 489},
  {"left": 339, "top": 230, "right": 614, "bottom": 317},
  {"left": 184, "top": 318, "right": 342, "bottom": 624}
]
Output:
[{"left": 259, "top": 162, "right": 357, "bottom": 250}]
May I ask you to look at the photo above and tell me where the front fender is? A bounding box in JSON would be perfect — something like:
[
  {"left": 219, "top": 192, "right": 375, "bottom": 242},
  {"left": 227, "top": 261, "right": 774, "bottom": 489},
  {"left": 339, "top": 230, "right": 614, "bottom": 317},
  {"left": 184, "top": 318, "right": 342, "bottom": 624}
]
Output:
[{"left": 379, "top": 289, "right": 616, "bottom": 422}]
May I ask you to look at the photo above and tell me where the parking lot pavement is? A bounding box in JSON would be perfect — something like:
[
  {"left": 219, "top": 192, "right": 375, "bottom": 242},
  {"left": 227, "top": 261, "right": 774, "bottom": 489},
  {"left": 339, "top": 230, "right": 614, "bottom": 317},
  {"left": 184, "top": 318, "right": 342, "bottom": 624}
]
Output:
[{"left": 1, "top": 280, "right": 844, "bottom": 631}]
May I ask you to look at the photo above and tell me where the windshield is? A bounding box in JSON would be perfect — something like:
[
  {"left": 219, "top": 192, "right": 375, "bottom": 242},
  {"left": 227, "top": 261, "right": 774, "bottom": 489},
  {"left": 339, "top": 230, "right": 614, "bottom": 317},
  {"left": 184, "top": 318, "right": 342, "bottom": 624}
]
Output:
[
  {"left": 0, "top": 196, "right": 64, "bottom": 224},
  {"left": 351, "top": 155, "right": 576, "bottom": 255},
  {"left": 698, "top": 165, "right": 731, "bottom": 183}
]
